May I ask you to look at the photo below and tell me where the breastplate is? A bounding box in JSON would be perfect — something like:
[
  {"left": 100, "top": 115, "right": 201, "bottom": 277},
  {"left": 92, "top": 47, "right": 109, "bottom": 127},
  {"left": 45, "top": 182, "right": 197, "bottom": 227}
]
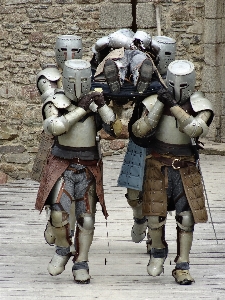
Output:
[
  {"left": 155, "top": 115, "right": 190, "bottom": 145},
  {"left": 58, "top": 115, "right": 97, "bottom": 148}
]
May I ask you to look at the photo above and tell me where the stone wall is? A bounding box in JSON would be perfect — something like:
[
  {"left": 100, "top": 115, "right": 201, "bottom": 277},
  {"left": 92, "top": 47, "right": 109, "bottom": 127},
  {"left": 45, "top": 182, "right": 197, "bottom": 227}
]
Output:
[
  {"left": 203, "top": 0, "right": 225, "bottom": 142},
  {"left": 0, "top": 0, "right": 223, "bottom": 179}
]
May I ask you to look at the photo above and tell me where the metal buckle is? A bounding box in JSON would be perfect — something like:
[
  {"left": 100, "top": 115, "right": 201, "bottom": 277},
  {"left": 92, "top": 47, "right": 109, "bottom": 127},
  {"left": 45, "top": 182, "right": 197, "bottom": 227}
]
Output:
[{"left": 172, "top": 158, "right": 181, "bottom": 169}]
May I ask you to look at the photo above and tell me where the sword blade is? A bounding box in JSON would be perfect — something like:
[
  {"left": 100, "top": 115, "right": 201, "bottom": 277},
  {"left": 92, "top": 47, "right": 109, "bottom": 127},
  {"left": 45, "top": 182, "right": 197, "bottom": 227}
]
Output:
[{"left": 197, "top": 159, "right": 219, "bottom": 245}]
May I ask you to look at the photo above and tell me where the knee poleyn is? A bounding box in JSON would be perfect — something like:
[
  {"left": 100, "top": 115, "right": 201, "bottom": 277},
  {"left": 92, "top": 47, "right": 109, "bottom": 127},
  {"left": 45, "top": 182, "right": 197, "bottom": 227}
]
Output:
[
  {"left": 176, "top": 211, "right": 194, "bottom": 232},
  {"left": 148, "top": 216, "right": 166, "bottom": 230},
  {"left": 77, "top": 213, "right": 95, "bottom": 231}
]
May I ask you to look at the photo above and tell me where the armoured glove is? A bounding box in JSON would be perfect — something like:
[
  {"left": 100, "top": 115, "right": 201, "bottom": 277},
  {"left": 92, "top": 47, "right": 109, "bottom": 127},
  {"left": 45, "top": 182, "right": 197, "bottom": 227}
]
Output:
[
  {"left": 157, "top": 88, "right": 177, "bottom": 107},
  {"left": 93, "top": 93, "right": 105, "bottom": 108},
  {"left": 78, "top": 92, "right": 102, "bottom": 111}
]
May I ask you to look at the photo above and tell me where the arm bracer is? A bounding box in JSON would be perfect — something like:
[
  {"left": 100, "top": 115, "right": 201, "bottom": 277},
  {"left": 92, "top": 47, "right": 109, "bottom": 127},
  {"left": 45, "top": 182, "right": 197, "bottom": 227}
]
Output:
[
  {"left": 43, "top": 103, "right": 86, "bottom": 136},
  {"left": 170, "top": 106, "right": 212, "bottom": 138},
  {"left": 98, "top": 104, "right": 116, "bottom": 124},
  {"left": 132, "top": 100, "right": 164, "bottom": 138}
]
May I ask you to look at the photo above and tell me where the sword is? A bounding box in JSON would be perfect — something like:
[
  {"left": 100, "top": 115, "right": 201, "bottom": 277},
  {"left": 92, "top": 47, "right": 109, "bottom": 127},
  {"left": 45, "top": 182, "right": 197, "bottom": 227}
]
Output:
[{"left": 191, "top": 138, "right": 218, "bottom": 244}]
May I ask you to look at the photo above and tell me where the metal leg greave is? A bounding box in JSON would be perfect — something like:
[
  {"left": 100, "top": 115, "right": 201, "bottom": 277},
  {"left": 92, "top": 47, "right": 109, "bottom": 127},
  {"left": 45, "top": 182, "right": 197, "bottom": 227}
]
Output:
[
  {"left": 72, "top": 225, "right": 94, "bottom": 284},
  {"left": 147, "top": 221, "right": 168, "bottom": 277},
  {"left": 127, "top": 189, "right": 147, "bottom": 243},
  {"left": 172, "top": 225, "right": 195, "bottom": 285}
]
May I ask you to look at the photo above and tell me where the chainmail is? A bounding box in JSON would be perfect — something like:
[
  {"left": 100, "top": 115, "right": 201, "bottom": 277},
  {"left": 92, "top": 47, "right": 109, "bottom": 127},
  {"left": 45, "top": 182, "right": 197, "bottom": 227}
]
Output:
[
  {"left": 51, "top": 163, "right": 94, "bottom": 217},
  {"left": 72, "top": 261, "right": 89, "bottom": 270},
  {"left": 150, "top": 247, "right": 168, "bottom": 258},
  {"left": 163, "top": 166, "right": 191, "bottom": 214},
  {"left": 175, "top": 262, "right": 190, "bottom": 270},
  {"left": 56, "top": 246, "right": 70, "bottom": 256}
]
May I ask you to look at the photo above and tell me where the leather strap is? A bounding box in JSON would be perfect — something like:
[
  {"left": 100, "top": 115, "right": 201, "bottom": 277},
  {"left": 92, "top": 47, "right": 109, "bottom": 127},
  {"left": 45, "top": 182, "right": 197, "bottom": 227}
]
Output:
[{"left": 152, "top": 155, "right": 195, "bottom": 169}]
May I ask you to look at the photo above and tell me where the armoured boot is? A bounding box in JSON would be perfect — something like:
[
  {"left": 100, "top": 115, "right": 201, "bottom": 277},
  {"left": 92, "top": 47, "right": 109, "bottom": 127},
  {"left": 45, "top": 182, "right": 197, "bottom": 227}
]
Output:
[
  {"left": 136, "top": 59, "right": 153, "bottom": 93},
  {"left": 72, "top": 225, "right": 94, "bottom": 284},
  {"left": 127, "top": 189, "right": 147, "bottom": 243},
  {"left": 147, "top": 247, "right": 168, "bottom": 276},
  {"left": 47, "top": 210, "right": 72, "bottom": 276},
  {"left": 172, "top": 211, "right": 195, "bottom": 285},
  {"left": 48, "top": 251, "right": 71, "bottom": 276},
  {"left": 146, "top": 216, "right": 168, "bottom": 276},
  {"left": 103, "top": 59, "right": 121, "bottom": 93},
  {"left": 72, "top": 261, "right": 90, "bottom": 284}
]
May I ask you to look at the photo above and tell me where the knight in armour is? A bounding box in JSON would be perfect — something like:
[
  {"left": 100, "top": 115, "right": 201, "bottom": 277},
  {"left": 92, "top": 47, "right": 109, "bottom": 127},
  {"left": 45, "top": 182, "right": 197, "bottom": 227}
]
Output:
[
  {"left": 117, "top": 36, "right": 176, "bottom": 250},
  {"left": 35, "top": 59, "right": 121, "bottom": 284},
  {"left": 131, "top": 60, "right": 214, "bottom": 284},
  {"left": 91, "top": 29, "right": 163, "bottom": 94}
]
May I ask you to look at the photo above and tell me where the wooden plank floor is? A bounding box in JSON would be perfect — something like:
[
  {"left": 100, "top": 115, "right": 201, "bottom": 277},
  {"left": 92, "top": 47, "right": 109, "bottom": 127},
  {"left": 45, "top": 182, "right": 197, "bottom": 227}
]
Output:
[{"left": 0, "top": 154, "right": 224, "bottom": 300}]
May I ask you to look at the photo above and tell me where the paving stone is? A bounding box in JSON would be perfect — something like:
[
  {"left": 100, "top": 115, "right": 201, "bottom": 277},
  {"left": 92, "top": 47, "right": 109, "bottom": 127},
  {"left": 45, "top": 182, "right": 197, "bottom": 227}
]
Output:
[{"left": 0, "top": 153, "right": 224, "bottom": 299}]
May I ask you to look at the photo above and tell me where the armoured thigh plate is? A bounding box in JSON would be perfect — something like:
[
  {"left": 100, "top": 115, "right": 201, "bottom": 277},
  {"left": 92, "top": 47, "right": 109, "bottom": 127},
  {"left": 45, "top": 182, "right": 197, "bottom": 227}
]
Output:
[
  {"left": 47, "top": 177, "right": 65, "bottom": 206},
  {"left": 58, "top": 116, "right": 97, "bottom": 148},
  {"left": 155, "top": 115, "right": 190, "bottom": 145}
]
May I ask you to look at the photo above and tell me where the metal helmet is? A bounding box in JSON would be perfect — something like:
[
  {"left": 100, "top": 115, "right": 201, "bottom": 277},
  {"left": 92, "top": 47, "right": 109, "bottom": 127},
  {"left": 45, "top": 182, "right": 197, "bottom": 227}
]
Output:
[
  {"left": 55, "top": 35, "right": 82, "bottom": 69},
  {"left": 133, "top": 31, "right": 152, "bottom": 49},
  {"left": 166, "top": 60, "right": 196, "bottom": 105},
  {"left": 36, "top": 64, "right": 62, "bottom": 102},
  {"left": 62, "top": 59, "right": 91, "bottom": 101},
  {"left": 153, "top": 36, "right": 176, "bottom": 75}
]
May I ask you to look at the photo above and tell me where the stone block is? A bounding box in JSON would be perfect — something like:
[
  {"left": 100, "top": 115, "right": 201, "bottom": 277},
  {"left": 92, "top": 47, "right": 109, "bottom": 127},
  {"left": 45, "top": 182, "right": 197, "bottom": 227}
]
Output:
[
  {"left": 136, "top": 3, "right": 156, "bottom": 28},
  {"left": 201, "top": 65, "right": 221, "bottom": 93},
  {"left": 0, "top": 6, "right": 16, "bottom": 14},
  {"left": 0, "top": 84, "right": 22, "bottom": 99},
  {"left": 13, "top": 55, "right": 36, "bottom": 63},
  {"left": 2, "top": 153, "right": 31, "bottom": 164},
  {"left": 222, "top": 18, "right": 225, "bottom": 43},
  {"left": 4, "top": 0, "right": 27, "bottom": 5},
  {"left": 0, "top": 145, "right": 26, "bottom": 154},
  {"left": 41, "top": 50, "right": 55, "bottom": 58},
  {"left": 186, "top": 21, "right": 203, "bottom": 35},
  {"left": 28, "top": 32, "right": 44, "bottom": 43},
  {"left": 204, "top": 19, "right": 222, "bottom": 44},
  {"left": 0, "top": 125, "right": 18, "bottom": 141},
  {"left": 205, "top": 0, "right": 224, "bottom": 19},
  {"left": 0, "top": 171, "right": 8, "bottom": 184},
  {"left": 23, "top": 105, "right": 43, "bottom": 126},
  {"left": 221, "top": 92, "right": 225, "bottom": 116},
  {"left": 204, "top": 92, "right": 222, "bottom": 117},
  {"left": 220, "top": 66, "right": 225, "bottom": 92},
  {"left": 99, "top": 4, "right": 132, "bottom": 29},
  {"left": 204, "top": 43, "right": 225, "bottom": 67},
  {"left": 219, "top": 116, "right": 225, "bottom": 142},
  {"left": 110, "top": 139, "right": 125, "bottom": 151},
  {"left": 207, "top": 117, "right": 217, "bottom": 140},
  {"left": 110, "top": 0, "right": 130, "bottom": 2}
]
